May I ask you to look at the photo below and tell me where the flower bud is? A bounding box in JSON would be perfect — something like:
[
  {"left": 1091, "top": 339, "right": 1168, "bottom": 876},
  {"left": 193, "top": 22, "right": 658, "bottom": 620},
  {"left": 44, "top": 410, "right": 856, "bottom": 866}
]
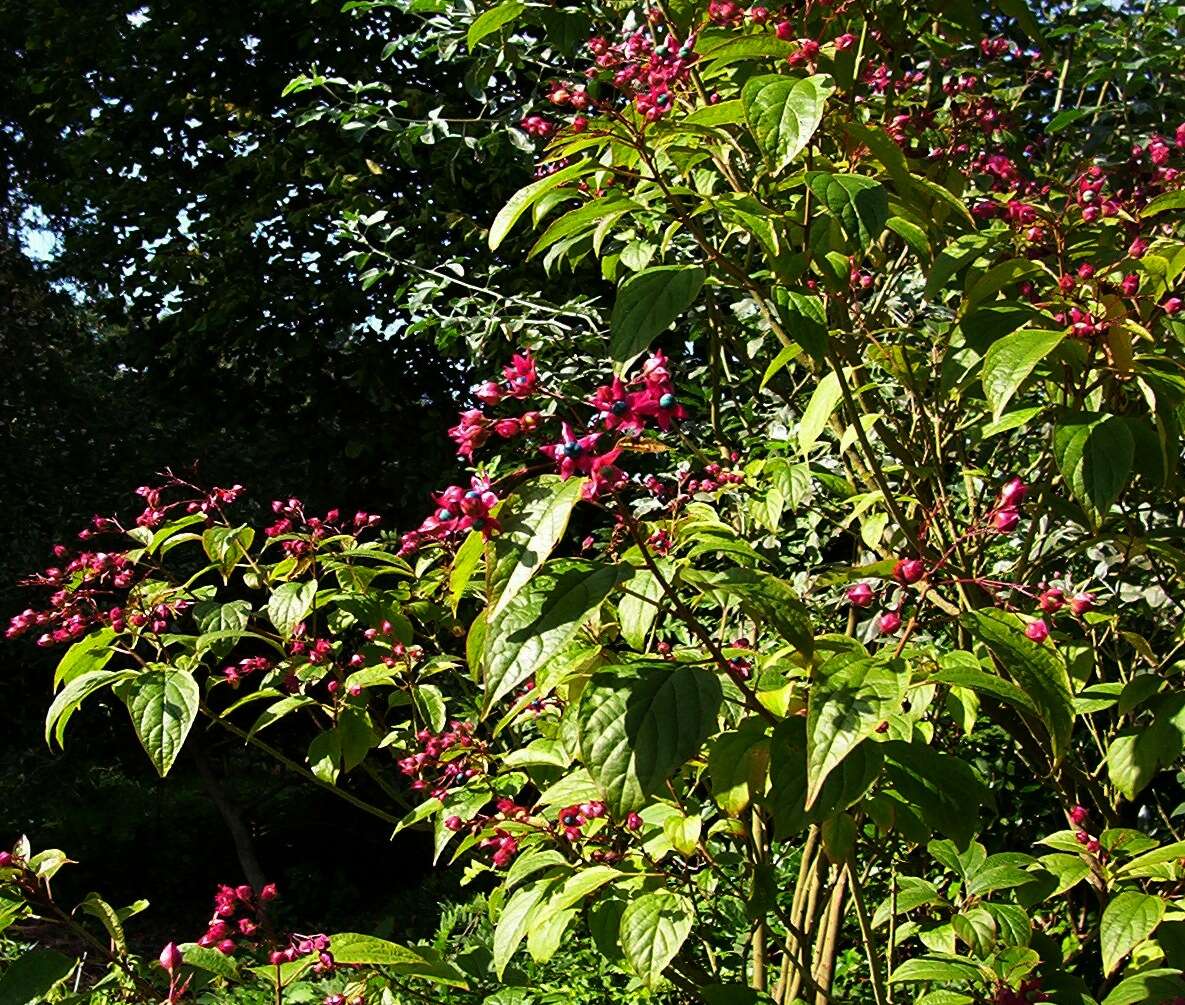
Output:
[
  {"left": 993, "top": 508, "right": 1020, "bottom": 533},
  {"left": 0, "top": 852, "right": 11, "bottom": 868},
  {"left": 1068, "top": 593, "right": 1094, "bottom": 616},
  {"left": 999, "top": 476, "right": 1027, "bottom": 507},
  {"left": 846, "top": 583, "right": 874, "bottom": 608},
  {"left": 1038, "top": 587, "right": 1064, "bottom": 613},
  {"left": 259, "top": 883, "right": 278, "bottom": 901},
  {"left": 1069, "top": 805, "right": 1089, "bottom": 826},
  {"left": 1024, "top": 619, "right": 1049, "bottom": 643},
  {"left": 159, "top": 943, "right": 183, "bottom": 972},
  {"left": 878, "top": 610, "right": 902, "bottom": 633},
  {"left": 892, "top": 558, "right": 926, "bottom": 585},
  {"left": 626, "top": 811, "right": 643, "bottom": 830}
]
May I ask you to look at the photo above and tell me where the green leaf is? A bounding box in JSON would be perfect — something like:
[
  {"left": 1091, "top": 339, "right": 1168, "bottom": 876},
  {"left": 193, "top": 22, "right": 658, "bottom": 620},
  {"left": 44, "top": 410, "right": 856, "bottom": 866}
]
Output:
[
  {"left": 618, "top": 890, "right": 694, "bottom": 988},
  {"left": 53, "top": 629, "right": 115, "bottom": 688},
  {"left": 79, "top": 893, "right": 127, "bottom": 954},
  {"left": 806, "top": 656, "right": 906, "bottom": 809},
  {"left": 773, "top": 289, "right": 828, "bottom": 364},
  {"left": 889, "top": 955, "right": 987, "bottom": 984},
  {"left": 741, "top": 74, "right": 834, "bottom": 174},
  {"left": 1053, "top": 413, "right": 1135, "bottom": 525},
  {"left": 578, "top": 662, "right": 723, "bottom": 817},
  {"left": 799, "top": 370, "right": 842, "bottom": 455},
  {"left": 1101, "top": 970, "right": 1185, "bottom": 1005},
  {"left": 695, "top": 568, "right": 813, "bottom": 657},
  {"left": 181, "top": 944, "right": 242, "bottom": 980},
  {"left": 963, "top": 610, "right": 1074, "bottom": 765},
  {"left": 806, "top": 172, "right": 890, "bottom": 250},
  {"left": 0, "top": 949, "right": 75, "bottom": 1005},
  {"left": 932, "top": 661, "right": 1037, "bottom": 716},
  {"left": 1141, "top": 190, "right": 1185, "bottom": 218},
  {"left": 1106, "top": 694, "right": 1185, "bottom": 800},
  {"left": 618, "top": 564, "right": 666, "bottom": 652},
  {"left": 1101, "top": 891, "right": 1165, "bottom": 976},
  {"left": 981, "top": 329, "right": 1067, "bottom": 420},
  {"left": 482, "top": 562, "right": 622, "bottom": 713},
  {"left": 883, "top": 741, "right": 992, "bottom": 849},
  {"left": 248, "top": 695, "right": 317, "bottom": 739},
  {"left": 267, "top": 580, "right": 318, "bottom": 639},
  {"left": 330, "top": 933, "right": 469, "bottom": 987},
  {"left": 709, "top": 719, "right": 770, "bottom": 816},
  {"left": 488, "top": 476, "right": 587, "bottom": 620},
  {"left": 494, "top": 880, "right": 553, "bottom": 978},
  {"left": 45, "top": 669, "right": 135, "bottom": 748},
  {"left": 489, "top": 158, "right": 591, "bottom": 251},
  {"left": 887, "top": 216, "right": 931, "bottom": 262},
  {"left": 609, "top": 265, "right": 706, "bottom": 364},
  {"left": 202, "top": 524, "right": 255, "bottom": 579},
  {"left": 448, "top": 531, "right": 484, "bottom": 614},
  {"left": 468, "top": 1, "right": 525, "bottom": 50},
  {"left": 121, "top": 669, "right": 200, "bottom": 777}
]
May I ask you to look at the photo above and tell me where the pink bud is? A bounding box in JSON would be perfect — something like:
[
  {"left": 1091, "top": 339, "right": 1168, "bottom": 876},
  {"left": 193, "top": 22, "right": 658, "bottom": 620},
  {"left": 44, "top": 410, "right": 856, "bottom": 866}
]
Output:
[
  {"left": 999, "top": 476, "right": 1027, "bottom": 507},
  {"left": 892, "top": 558, "right": 926, "bottom": 585},
  {"left": 993, "top": 508, "right": 1020, "bottom": 533},
  {"left": 1069, "top": 805, "right": 1089, "bottom": 826},
  {"left": 216, "top": 939, "right": 236, "bottom": 955},
  {"left": 1163, "top": 296, "right": 1182, "bottom": 315},
  {"left": 1068, "top": 593, "right": 1095, "bottom": 616},
  {"left": 625, "top": 812, "right": 643, "bottom": 830},
  {"left": 1038, "top": 587, "right": 1064, "bottom": 613},
  {"left": 1024, "top": 619, "right": 1049, "bottom": 643},
  {"left": 846, "top": 583, "right": 874, "bottom": 608},
  {"left": 878, "top": 610, "right": 902, "bottom": 634},
  {"left": 159, "top": 943, "right": 183, "bottom": 972},
  {"left": 0, "top": 852, "right": 12, "bottom": 868},
  {"left": 259, "top": 883, "right": 278, "bottom": 902}
]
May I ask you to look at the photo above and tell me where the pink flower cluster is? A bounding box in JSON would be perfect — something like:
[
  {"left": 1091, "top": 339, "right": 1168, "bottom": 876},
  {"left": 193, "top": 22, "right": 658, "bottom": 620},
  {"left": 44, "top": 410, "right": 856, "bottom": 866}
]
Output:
[
  {"left": 590, "top": 350, "right": 686, "bottom": 434},
  {"left": 8, "top": 546, "right": 137, "bottom": 645},
  {"left": 195, "top": 882, "right": 276, "bottom": 955},
  {"left": 221, "top": 656, "right": 273, "bottom": 687},
  {"left": 397, "top": 721, "right": 484, "bottom": 799},
  {"left": 266, "top": 499, "right": 377, "bottom": 558},
  {"left": 585, "top": 27, "right": 698, "bottom": 123},
  {"left": 400, "top": 476, "right": 501, "bottom": 555}
]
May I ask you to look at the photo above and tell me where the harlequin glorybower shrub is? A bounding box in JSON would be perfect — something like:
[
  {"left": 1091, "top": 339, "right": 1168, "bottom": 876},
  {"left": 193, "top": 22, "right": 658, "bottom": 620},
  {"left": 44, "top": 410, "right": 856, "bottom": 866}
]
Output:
[{"left": 7, "top": 0, "right": 1185, "bottom": 1002}]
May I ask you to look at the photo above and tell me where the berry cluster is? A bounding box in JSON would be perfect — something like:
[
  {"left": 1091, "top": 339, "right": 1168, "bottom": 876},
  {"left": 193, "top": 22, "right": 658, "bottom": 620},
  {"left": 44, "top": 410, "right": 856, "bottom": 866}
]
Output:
[
  {"left": 398, "top": 721, "right": 485, "bottom": 798},
  {"left": 266, "top": 500, "right": 378, "bottom": 558},
  {"left": 194, "top": 882, "right": 277, "bottom": 955}
]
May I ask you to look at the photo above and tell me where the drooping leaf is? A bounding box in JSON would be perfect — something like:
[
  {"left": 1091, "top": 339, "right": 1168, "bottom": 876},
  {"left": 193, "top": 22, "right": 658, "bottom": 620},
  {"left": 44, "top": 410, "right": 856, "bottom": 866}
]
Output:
[
  {"left": 120, "top": 669, "right": 200, "bottom": 777},
  {"left": 1053, "top": 412, "right": 1134, "bottom": 525},
  {"left": 618, "top": 889, "right": 695, "bottom": 988},
  {"left": 467, "top": 1, "right": 525, "bottom": 50},
  {"left": 806, "top": 655, "right": 906, "bottom": 809},
  {"left": 488, "top": 158, "right": 591, "bottom": 251},
  {"left": 741, "top": 74, "right": 834, "bottom": 173},
  {"left": 267, "top": 580, "right": 318, "bottom": 639},
  {"left": 981, "top": 329, "right": 1067, "bottom": 420},
  {"left": 962, "top": 610, "right": 1074, "bottom": 765},
  {"left": 487, "top": 476, "right": 587, "bottom": 620},
  {"left": 806, "top": 172, "right": 890, "bottom": 250},
  {"left": 482, "top": 562, "right": 623, "bottom": 713},
  {"left": 609, "top": 265, "right": 706, "bottom": 364},
  {"left": 1100, "top": 891, "right": 1165, "bottom": 976},
  {"left": 578, "top": 662, "right": 723, "bottom": 816}
]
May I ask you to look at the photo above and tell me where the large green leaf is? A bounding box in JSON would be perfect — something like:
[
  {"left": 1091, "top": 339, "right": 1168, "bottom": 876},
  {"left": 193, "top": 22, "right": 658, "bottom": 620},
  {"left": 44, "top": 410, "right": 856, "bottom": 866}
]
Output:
[
  {"left": 806, "top": 172, "right": 889, "bottom": 250},
  {"left": 467, "top": 0, "right": 525, "bottom": 50},
  {"left": 609, "top": 265, "right": 706, "bottom": 364},
  {"left": 798, "top": 370, "right": 842, "bottom": 455},
  {"left": 45, "top": 668, "right": 135, "bottom": 748},
  {"left": 0, "top": 949, "right": 75, "bottom": 1005},
  {"left": 488, "top": 158, "right": 591, "bottom": 251},
  {"left": 741, "top": 74, "right": 834, "bottom": 173},
  {"left": 690, "top": 568, "right": 813, "bottom": 657},
  {"left": 482, "top": 562, "right": 622, "bottom": 713},
  {"left": 883, "top": 741, "right": 992, "bottom": 849},
  {"left": 578, "top": 662, "right": 722, "bottom": 816},
  {"left": 328, "top": 932, "right": 468, "bottom": 987},
  {"left": 487, "top": 476, "right": 587, "bottom": 620},
  {"left": 53, "top": 628, "right": 115, "bottom": 688},
  {"left": 493, "top": 879, "right": 555, "bottom": 978},
  {"left": 805, "top": 655, "right": 905, "bottom": 809},
  {"left": 120, "top": 668, "right": 200, "bottom": 777},
  {"left": 1053, "top": 413, "right": 1134, "bottom": 525},
  {"left": 708, "top": 719, "right": 770, "bottom": 816},
  {"left": 773, "top": 289, "right": 828, "bottom": 364},
  {"left": 1101, "top": 891, "right": 1165, "bottom": 976},
  {"left": 619, "top": 889, "right": 695, "bottom": 988},
  {"left": 981, "top": 329, "right": 1067, "bottom": 420},
  {"left": 267, "top": 580, "right": 317, "bottom": 639},
  {"left": 1105, "top": 693, "right": 1185, "bottom": 800},
  {"left": 618, "top": 563, "right": 667, "bottom": 652},
  {"left": 963, "top": 610, "right": 1074, "bottom": 765}
]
